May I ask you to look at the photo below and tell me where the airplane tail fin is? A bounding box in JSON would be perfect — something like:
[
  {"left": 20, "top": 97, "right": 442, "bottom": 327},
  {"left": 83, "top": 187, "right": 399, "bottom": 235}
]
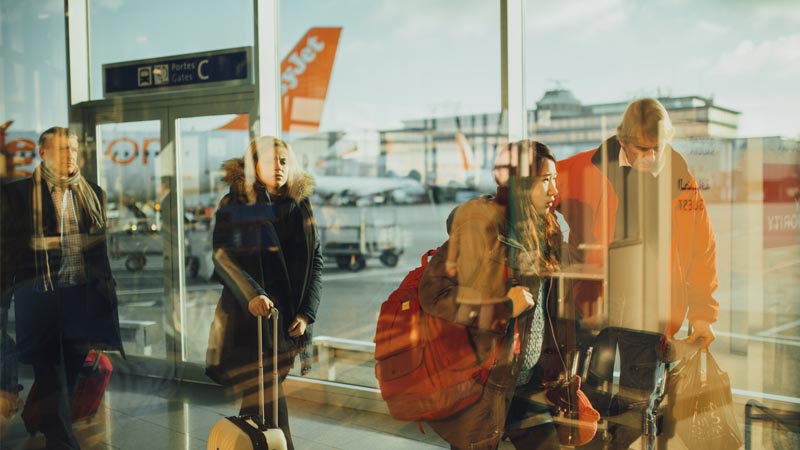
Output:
[
  {"left": 281, "top": 27, "right": 342, "bottom": 133},
  {"left": 216, "top": 27, "right": 342, "bottom": 133},
  {"left": 216, "top": 114, "right": 249, "bottom": 131},
  {"left": 455, "top": 132, "right": 476, "bottom": 171}
]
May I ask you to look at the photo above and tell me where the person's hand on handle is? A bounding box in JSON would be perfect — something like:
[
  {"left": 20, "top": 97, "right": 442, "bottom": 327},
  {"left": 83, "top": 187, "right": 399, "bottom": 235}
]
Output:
[
  {"left": 507, "top": 285, "right": 535, "bottom": 318},
  {"left": 248, "top": 294, "right": 274, "bottom": 318},
  {"left": 686, "top": 320, "right": 715, "bottom": 349},
  {"left": 288, "top": 313, "right": 309, "bottom": 337},
  {"left": 544, "top": 375, "right": 582, "bottom": 413}
]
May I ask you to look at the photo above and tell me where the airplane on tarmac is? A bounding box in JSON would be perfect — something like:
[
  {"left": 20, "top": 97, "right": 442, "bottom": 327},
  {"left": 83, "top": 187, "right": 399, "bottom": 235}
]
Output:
[{"left": 313, "top": 172, "right": 426, "bottom": 206}]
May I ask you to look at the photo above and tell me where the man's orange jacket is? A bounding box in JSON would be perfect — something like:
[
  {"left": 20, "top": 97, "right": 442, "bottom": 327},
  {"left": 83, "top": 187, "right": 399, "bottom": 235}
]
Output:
[{"left": 555, "top": 136, "right": 719, "bottom": 337}]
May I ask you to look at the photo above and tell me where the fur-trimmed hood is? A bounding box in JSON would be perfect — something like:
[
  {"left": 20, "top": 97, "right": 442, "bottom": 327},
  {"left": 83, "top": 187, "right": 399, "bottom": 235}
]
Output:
[{"left": 221, "top": 158, "right": 314, "bottom": 202}]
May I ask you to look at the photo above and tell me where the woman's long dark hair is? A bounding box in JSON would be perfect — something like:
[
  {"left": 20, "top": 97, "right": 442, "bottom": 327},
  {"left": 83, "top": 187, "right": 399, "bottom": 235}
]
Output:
[{"left": 505, "top": 140, "right": 563, "bottom": 274}]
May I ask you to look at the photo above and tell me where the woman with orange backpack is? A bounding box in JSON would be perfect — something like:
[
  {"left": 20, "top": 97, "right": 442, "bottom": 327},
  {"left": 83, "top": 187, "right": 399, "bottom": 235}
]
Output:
[{"left": 419, "top": 140, "right": 598, "bottom": 449}]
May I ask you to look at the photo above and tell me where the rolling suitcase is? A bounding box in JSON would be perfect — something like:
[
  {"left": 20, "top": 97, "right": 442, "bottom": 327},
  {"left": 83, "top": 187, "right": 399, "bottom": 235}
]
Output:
[
  {"left": 71, "top": 350, "right": 113, "bottom": 421},
  {"left": 207, "top": 308, "right": 288, "bottom": 450},
  {"left": 1, "top": 306, "right": 23, "bottom": 418},
  {"left": 22, "top": 350, "right": 112, "bottom": 434}
]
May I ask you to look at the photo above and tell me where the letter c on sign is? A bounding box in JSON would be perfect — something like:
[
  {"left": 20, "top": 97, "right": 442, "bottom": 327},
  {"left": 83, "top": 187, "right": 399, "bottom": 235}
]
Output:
[{"left": 198, "top": 59, "right": 209, "bottom": 80}]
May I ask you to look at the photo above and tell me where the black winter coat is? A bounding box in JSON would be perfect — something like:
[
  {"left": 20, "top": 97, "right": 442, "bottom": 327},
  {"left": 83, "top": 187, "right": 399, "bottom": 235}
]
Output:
[
  {"left": 0, "top": 174, "right": 123, "bottom": 363},
  {"left": 206, "top": 159, "right": 322, "bottom": 385}
]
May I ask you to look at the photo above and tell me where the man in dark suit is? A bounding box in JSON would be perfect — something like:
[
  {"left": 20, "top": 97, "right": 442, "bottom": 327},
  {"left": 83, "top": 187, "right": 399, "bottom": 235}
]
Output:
[{"left": 1, "top": 127, "right": 123, "bottom": 450}]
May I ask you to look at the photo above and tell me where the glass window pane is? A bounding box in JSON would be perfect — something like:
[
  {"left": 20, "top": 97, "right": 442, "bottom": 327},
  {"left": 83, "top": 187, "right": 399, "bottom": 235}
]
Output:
[
  {"left": 280, "top": 0, "right": 504, "bottom": 387},
  {"left": 0, "top": 0, "right": 68, "bottom": 138},
  {"left": 97, "top": 120, "right": 167, "bottom": 358},
  {"left": 177, "top": 114, "right": 250, "bottom": 364},
  {"left": 526, "top": 1, "right": 799, "bottom": 447},
  {"left": 89, "top": 0, "right": 253, "bottom": 100}
]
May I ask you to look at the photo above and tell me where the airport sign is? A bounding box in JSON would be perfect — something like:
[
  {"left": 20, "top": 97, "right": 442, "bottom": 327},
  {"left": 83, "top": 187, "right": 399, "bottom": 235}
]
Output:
[{"left": 103, "top": 47, "right": 252, "bottom": 96}]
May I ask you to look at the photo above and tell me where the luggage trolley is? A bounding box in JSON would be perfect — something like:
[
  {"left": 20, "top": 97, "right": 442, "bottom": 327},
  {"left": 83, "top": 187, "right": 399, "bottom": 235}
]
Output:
[
  {"left": 578, "top": 327, "right": 703, "bottom": 450},
  {"left": 108, "top": 222, "right": 162, "bottom": 272},
  {"left": 108, "top": 206, "right": 200, "bottom": 277},
  {"left": 318, "top": 208, "right": 404, "bottom": 272}
]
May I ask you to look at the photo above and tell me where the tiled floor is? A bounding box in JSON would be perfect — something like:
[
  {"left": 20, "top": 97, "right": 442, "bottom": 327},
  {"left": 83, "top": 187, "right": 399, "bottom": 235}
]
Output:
[
  {"left": 0, "top": 373, "right": 449, "bottom": 450},
  {"left": 3, "top": 371, "right": 778, "bottom": 449}
]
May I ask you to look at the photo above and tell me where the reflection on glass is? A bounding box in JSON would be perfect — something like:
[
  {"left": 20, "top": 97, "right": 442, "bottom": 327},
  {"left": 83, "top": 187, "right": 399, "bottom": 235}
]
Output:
[
  {"left": 177, "top": 114, "right": 250, "bottom": 364},
  {"left": 280, "top": 0, "right": 503, "bottom": 387},
  {"left": 523, "top": 1, "right": 800, "bottom": 448},
  {"left": 97, "top": 120, "right": 166, "bottom": 358}
]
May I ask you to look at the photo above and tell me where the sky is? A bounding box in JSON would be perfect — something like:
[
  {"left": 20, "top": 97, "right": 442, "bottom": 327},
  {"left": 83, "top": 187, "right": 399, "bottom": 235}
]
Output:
[
  {"left": 522, "top": 0, "right": 800, "bottom": 137},
  {"left": 1, "top": 0, "right": 799, "bottom": 138}
]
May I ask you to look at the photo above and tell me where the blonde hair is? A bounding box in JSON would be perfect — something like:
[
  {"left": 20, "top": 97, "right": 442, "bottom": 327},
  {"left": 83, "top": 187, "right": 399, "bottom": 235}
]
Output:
[
  {"left": 243, "top": 135, "right": 301, "bottom": 203},
  {"left": 616, "top": 98, "right": 675, "bottom": 144}
]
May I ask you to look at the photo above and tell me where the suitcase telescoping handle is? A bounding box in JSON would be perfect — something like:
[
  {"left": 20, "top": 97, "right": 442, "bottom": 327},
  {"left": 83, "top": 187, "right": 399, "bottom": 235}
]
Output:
[{"left": 257, "top": 307, "right": 280, "bottom": 430}]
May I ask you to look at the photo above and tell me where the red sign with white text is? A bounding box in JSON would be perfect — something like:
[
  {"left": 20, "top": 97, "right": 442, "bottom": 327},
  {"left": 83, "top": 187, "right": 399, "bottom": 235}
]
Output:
[{"left": 763, "top": 163, "right": 800, "bottom": 248}]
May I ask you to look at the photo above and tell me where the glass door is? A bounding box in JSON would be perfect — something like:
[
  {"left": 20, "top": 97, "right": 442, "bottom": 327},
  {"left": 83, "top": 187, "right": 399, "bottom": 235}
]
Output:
[
  {"left": 171, "top": 110, "right": 251, "bottom": 365},
  {"left": 91, "top": 110, "right": 176, "bottom": 372},
  {"left": 83, "top": 97, "right": 253, "bottom": 380}
]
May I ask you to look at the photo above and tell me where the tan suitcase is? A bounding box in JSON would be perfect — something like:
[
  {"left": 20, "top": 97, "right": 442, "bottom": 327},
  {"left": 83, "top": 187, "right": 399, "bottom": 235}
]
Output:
[{"left": 208, "top": 309, "right": 287, "bottom": 450}]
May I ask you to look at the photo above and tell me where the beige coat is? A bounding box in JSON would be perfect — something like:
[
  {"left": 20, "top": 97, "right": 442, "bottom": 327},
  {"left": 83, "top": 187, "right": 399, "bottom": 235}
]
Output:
[{"left": 419, "top": 196, "right": 543, "bottom": 450}]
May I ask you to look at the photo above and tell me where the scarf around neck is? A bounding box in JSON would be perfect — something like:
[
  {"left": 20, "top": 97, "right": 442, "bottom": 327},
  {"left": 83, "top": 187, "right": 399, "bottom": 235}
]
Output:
[{"left": 32, "top": 161, "right": 104, "bottom": 291}]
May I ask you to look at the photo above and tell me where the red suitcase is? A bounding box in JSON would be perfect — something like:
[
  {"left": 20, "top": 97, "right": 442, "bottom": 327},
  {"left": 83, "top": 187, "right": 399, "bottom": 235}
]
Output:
[
  {"left": 22, "top": 350, "right": 112, "bottom": 434},
  {"left": 71, "top": 350, "right": 112, "bottom": 421}
]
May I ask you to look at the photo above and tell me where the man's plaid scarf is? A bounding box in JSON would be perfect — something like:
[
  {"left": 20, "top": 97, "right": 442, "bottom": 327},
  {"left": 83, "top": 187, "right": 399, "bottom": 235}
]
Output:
[{"left": 31, "top": 162, "right": 104, "bottom": 291}]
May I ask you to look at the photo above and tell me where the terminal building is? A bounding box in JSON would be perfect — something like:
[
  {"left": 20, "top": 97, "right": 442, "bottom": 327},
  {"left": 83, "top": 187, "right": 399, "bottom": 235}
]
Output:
[{"left": 380, "top": 89, "right": 742, "bottom": 189}]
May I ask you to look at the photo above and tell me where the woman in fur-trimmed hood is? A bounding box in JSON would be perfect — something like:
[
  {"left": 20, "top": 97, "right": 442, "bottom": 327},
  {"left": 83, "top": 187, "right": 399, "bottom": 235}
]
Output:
[{"left": 205, "top": 136, "right": 322, "bottom": 449}]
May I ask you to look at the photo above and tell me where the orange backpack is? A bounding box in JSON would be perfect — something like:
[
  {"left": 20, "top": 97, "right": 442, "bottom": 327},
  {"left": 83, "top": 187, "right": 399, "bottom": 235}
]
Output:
[{"left": 374, "top": 249, "right": 497, "bottom": 421}]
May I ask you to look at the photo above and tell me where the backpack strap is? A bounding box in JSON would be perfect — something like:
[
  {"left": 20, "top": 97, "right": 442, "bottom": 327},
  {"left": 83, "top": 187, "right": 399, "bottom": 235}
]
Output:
[{"left": 421, "top": 249, "right": 436, "bottom": 267}]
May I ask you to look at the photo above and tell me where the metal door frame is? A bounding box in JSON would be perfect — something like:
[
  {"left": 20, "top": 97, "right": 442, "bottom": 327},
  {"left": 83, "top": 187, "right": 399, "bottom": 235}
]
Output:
[{"left": 72, "top": 87, "right": 255, "bottom": 380}]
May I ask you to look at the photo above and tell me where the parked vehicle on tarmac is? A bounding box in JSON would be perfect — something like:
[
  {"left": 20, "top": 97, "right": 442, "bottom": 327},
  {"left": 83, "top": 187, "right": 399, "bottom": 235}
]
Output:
[{"left": 318, "top": 207, "right": 404, "bottom": 272}]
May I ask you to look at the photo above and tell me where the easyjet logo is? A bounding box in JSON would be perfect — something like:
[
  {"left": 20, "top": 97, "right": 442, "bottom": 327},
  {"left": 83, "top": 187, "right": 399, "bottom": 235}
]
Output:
[{"left": 281, "top": 35, "right": 325, "bottom": 95}]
